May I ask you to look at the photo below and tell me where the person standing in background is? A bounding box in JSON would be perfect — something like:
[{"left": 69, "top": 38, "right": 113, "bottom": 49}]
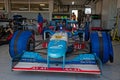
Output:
[
  {"left": 71, "top": 12, "right": 76, "bottom": 21},
  {"left": 78, "top": 11, "right": 85, "bottom": 27},
  {"left": 37, "top": 13, "right": 44, "bottom": 34},
  {"left": 78, "top": 10, "right": 82, "bottom": 27}
]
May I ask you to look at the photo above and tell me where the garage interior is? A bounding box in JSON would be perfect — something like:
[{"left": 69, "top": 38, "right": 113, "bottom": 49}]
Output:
[{"left": 0, "top": 0, "right": 120, "bottom": 80}]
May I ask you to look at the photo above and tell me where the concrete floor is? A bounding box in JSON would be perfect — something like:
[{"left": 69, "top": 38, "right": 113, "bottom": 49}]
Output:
[{"left": 0, "top": 42, "right": 120, "bottom": 80}]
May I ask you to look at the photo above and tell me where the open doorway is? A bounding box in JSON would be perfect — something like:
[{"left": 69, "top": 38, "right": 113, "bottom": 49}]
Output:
[{"left": 72, "top": 10, "right": 78, "bottom": 21}]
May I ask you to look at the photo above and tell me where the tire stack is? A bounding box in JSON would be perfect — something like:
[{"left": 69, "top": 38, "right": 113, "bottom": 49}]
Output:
[
  {"left": 9, "top": 30, "right": 35, "bottom": 58},
  {"left": 90, "top": 31, "right": 113, "bottom": 63}
]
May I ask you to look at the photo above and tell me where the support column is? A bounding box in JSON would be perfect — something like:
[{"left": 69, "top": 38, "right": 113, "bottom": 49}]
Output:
[
  {"left": 101, "top": 0, "right": 117, "bottom": 29},
  {"left": 49, "top": 0, "right": 53, "bottom": 21}
]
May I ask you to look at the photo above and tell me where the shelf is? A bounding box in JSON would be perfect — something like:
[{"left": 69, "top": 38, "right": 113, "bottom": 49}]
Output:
[
  {"left": 30, "top": 0, "right": 49, "bottom": 3},
  {"left": 11, "top": 11, "right": 50, "bottom": 13},
  {"left": 52, "top": 13, "right": 70, "bottom": 20},
  {"left": 52, "top": 18, "right": 70, "bottom": 20},
  {"left": 10, "top": 0, "right": 29, "bottom": 3},
  {"left": 10, "top": 0, "right": 49, "bottom": 11},
  {"left": 53, "top": 5, "right": 69, "bottom": 13},
  {"left": 30, "top": 3, "right": 49, "bottom": 11},
  {"left": 0, "top": 3, "right": 5, "bottom": 10},
  {"left": 0, "top": 0, "right": 5, "bottom": 11},
  {"left": 30, "top": 2, "right": 48, "bottom": 4},
  {"left": 52, "top": 13, "right": 70, "bottom": 14},
  {"left": 11, "top": 3, "right": 29, "bottom": 11},
  {"left": 10, "top": 2, "right": 29, "bottom": 4}
]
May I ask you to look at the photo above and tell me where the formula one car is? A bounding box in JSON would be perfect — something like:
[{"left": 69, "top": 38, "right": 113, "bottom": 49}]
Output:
[
  {"left": 9, "top": 20, "right": 113, "bottom": 76},
  {"left": 9, "top": 28, "right": 113, "bottom": 76}
]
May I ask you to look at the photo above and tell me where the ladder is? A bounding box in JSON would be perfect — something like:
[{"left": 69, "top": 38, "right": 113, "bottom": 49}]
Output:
[{"left": 112, "top": 15, "right": 120, "bottom": 41}]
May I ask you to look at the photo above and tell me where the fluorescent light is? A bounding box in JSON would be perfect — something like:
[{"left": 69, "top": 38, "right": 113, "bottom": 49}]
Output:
[
  {"left": 19, "top": 8, "right": 28, "bottom": 10},
  {"left": 40, "top": 4, "right": 45, "bottom": 6},
  {"left": 72, "top": 1, "right": 74, "bottom": 5}
]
